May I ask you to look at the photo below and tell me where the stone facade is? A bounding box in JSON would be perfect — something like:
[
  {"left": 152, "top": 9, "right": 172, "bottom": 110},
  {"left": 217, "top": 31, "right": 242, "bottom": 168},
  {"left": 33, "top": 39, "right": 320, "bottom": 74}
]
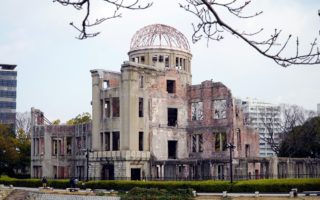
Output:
[
  {"left": 30, "top": 24, "right": 320, "bottom": 180},
  {"left": 30, "top": 108, "right": 91, "bottom": 179},
  {"left": 89, "top": 24, "right": 260, "bottom": 180}
]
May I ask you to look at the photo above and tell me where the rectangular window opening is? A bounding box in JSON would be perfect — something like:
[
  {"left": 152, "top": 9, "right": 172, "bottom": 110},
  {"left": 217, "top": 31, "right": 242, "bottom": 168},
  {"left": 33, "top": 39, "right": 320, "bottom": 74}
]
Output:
[
  {"left": 167, "top": 108, "right": 178, "bottom": 127},
  {"left": 112, "top": 132, "right": 120, "bottom": 151},
  {"left": 192, "top": 135, "right": 197, "bottom": 153},
  {"left": 215, "top": 132, "right": 227, "bottom": 152},
  {"left": 112, "top": 97, "right": 120, "bottom": 117},
  {"left": 152, "top": 55, "right": 158, "bottom": 63},
  {"left": 66, "top": 137, "right": 72, "bottom": 155},
  {"left": 105, "top": 132, "right": 110, "bottom": 151},
  {"left": 104, "top": 80, "right": 109, "bottom": 88},
  {"left": 165, "top": 56, "right": 169, "bottom": 67},
  {"left": 140, "top": 56, "right": 145, "bottom": 63},
  {"left": 105, "top": 99, "right": 110, "bottom": 118},
  {"left": 139, "top": 132, "right": 143, "bottom": 151},
  {"left": 168, "top": 140, "right": 177, "bottom": 159},
  {"left": 166, "top": 80, "right": 176, "bottom": 94},
  {"left": 245, "top": 144, "right": 250, "bottom": 158},
  {"left": 159, "top": 55, "right": 164, "bottom": 62},
  {"left": 139, "top": 98, "right": 144, "bottom": 117}
]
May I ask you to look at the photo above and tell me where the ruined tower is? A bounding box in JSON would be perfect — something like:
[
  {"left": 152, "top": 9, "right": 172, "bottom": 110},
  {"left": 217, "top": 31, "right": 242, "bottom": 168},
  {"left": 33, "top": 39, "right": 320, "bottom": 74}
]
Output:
[{"left": 90, "top": 24, "right": 192, "bottom": 179}]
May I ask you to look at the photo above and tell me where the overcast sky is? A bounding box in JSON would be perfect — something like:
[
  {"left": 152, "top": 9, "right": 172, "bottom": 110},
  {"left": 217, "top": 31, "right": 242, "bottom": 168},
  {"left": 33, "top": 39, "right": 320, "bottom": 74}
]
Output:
[{"left": 1, "top": 0, "right": 319, "bottom": 122}]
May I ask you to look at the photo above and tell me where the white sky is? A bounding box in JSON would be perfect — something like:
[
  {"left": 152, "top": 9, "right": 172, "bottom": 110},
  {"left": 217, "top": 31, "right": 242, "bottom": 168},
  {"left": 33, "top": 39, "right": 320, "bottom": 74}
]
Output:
[{"left": 1, "top": 0, "right": 319, "bottom": 122}]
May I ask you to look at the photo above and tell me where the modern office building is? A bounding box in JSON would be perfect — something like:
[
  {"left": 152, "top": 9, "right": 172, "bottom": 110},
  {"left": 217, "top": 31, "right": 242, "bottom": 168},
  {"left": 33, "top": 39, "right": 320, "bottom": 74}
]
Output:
[
  {"left": 238, "top": 98, "right": 281, "bottom": 157},
  {"left": 0, "top": 64, "right": 17, "bottom": 131}
]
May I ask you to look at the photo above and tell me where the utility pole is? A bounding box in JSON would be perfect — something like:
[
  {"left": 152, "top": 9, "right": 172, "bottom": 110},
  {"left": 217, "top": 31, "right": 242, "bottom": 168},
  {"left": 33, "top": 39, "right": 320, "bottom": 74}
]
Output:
[{"left": 226, "top": 143, "right": 235, "bottom": 183}]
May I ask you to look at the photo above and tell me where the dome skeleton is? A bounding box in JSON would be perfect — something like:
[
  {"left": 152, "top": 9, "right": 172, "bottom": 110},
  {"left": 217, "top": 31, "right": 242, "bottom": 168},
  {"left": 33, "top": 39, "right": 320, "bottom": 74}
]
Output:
[{"left": 130, "top": 24, "right": 190, "bottom": 53}]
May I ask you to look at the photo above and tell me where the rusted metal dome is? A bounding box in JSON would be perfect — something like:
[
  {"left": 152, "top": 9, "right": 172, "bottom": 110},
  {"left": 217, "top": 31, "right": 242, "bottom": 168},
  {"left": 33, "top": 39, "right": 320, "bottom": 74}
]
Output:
[{"left": 130, "top": 24, "right": 190, "bottom": 53}]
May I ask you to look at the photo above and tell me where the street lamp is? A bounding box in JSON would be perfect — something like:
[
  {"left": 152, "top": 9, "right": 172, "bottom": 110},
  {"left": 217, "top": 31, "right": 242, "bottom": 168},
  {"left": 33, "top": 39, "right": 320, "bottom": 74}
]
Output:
[
  {"left": 225, "top": 143, "right": 235, "bottom": 183},
  {"left": 82, "top": 148, "right": 91, "bottom": 181}
]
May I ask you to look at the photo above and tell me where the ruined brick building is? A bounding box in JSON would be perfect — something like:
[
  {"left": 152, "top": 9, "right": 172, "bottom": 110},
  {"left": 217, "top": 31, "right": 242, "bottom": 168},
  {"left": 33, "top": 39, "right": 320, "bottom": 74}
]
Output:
[
  {"left": 31, "top": 24, "right": 320, "bottom": 180},
  {"left": 89, "top": 24, "right": 260, "bottom": 180}
]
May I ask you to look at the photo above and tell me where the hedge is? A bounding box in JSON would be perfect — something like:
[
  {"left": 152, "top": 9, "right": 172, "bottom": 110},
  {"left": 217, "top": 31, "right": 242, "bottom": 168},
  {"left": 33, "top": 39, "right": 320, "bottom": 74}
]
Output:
[
  {"left": 232, "top": 178, "right": 320, "bottom": 193},
  {"left": 0, "top": 177, "right": 319, "bottom": 193}
]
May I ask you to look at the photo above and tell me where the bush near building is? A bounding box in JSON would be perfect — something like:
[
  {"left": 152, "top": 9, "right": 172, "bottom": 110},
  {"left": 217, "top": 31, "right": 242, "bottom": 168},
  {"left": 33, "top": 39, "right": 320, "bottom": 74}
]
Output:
[{"left": 0, "top": 177, "right": 319, "bottom": 193}]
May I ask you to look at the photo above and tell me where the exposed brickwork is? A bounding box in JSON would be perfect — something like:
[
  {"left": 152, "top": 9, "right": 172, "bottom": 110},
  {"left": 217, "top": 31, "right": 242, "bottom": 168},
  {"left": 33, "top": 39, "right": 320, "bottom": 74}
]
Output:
[{"left": 187, "top": 80, "right": 260, "bottom": 159}]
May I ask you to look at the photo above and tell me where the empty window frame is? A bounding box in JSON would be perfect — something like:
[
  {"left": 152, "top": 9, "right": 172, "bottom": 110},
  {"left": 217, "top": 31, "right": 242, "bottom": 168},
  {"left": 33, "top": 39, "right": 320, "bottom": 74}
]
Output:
[
  {"left": 152, "top": 55, "right": 158, "bottom": 63},
  {"left": 213, "top": 99, "right": 227, "bottom": 119},
  {"left": 245, "top": 144, "right": 250, "bottom": 157},
  {"left": 112, "top": 97, "right": 120, "bottom": 117},
  {"left": 167, "top": 108, "right": 178, "bottom": 127},
  {"left": 165, "top": 56, "right": 169, "bottom": 67},
  {"left": 52, "top": 139, "right": 58, "bottom": 156},
  {"left": 159, "top": 55, "right": 164, "bottom": 62},
  {"left": 112, "top": 132, "right": 120, "bottom": 150},
  {"left": 175, "top": 57, "right": 179, "bottom": 67},
  {"left": 166, "top": 80, "right": 176, "bottom": 94},
  {"left": 139, "top": 132, "right": 143, "bottom": 151},
  {"left": 139, "top": 98, "right": 144, "bottom": 117},
  {"left": 105, "top": 132, "right": 110, "bottom": 151},
  {"left": 66, "top": 137, "right": 72, "bottom": 155},
  {"left": 105, "top": 99, "right": 111, "bottom": 118},
  {"left": 140, "top": 56, "right": 145, "bottom": 63},
  {"left": 168, "top": 140, "right": 177, "bottom": 159},
  {"left": 215, "top": 132, "right": 227, "bottom": 152},
  {"left": 103, "top": 80, "right": 109, "bottom": 89},
  {"left": 191, "top": 102, "right": 203, "bottom": 121},
  {"left": 192, "top": 134, "right": 203, "bottom": 153}
]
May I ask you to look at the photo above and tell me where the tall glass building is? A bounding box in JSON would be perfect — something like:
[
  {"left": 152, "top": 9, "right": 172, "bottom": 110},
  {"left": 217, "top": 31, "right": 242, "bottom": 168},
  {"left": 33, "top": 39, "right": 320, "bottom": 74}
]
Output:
[{"left": 0, "top": 64, "right": 17, "bottom": 131}]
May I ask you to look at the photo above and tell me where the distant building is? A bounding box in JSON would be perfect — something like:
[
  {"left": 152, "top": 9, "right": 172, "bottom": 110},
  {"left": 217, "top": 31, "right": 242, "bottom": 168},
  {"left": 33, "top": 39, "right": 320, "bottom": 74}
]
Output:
[
  {"left": 238, "top": 98, "right": 281, "bottom": 157},
  {"left": 0, "top": 64, "right": 17, "bottom": 131},
  {"left": 317, "top": 103, "right": 320, "bottom": 116}
]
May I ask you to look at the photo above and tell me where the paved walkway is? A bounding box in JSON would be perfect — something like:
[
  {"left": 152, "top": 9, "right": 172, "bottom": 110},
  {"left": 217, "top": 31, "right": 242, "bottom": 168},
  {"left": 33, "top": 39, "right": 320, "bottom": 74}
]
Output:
[
  {"left": 28, "top": 193, "right": 120, "bottom": 200},
  {"left": 1, "top": 187, "right": 120, "bottom": 200}
]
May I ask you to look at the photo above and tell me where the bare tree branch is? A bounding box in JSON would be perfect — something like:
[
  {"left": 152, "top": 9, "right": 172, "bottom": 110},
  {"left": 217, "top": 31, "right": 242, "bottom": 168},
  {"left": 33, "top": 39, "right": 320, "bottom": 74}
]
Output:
[
  {"left": 260, "top": 104, "right": 316, "bottom": 155},
  {"left": 181, "top": 0, "right": 320, "bottom": 67},
  {"left": 16, "top": 112, "right": 31, "bottom": 137},
  {"left": 53, "top": 0, "right": 152, "bottom": 39}
]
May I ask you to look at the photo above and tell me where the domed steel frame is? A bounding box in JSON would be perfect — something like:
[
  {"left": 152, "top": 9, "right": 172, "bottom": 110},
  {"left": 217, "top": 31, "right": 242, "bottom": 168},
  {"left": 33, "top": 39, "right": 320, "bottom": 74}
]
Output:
[{"left": 130, "top": 24, "right": 190, "bottom": 53}]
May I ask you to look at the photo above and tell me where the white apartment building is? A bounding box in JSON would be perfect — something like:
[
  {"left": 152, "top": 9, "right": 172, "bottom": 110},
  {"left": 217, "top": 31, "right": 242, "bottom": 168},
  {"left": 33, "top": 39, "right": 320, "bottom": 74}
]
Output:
[{"left": 238, "top": 98, "right": 281, "bottom": 157}]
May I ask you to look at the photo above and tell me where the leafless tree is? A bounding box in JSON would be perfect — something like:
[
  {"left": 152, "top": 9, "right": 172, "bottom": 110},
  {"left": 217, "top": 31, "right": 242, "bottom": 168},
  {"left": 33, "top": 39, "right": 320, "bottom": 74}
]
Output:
[
  {"left": 16, "top": 112, "right": 32, "bottom": 137},
  {"left": 260, "top": 104, "right": 316, "bottom": 155},
  {"left": 180, "top": 0, "right": 320, "bottom": 67},
  {"left": 53, "top": 0, "right": 152, "bottom": 39},
  {"left": 54, "top": 0, "right": 320, "bottom": 67}
]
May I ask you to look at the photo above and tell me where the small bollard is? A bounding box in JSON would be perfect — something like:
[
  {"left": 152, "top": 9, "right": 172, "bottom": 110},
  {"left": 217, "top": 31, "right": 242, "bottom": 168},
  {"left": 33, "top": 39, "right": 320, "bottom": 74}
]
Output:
[
  {"left": 9, "top": 185, "right": 13, "bottom": 189},
  {"left": 223, "top": 191, "right": 227, "bottom": 197},
  {"left": 255, "top": 191, "right": 259, "bottom": 197},
  {"left": 192, "top": 190, "right": 197, "bottom": 197}
]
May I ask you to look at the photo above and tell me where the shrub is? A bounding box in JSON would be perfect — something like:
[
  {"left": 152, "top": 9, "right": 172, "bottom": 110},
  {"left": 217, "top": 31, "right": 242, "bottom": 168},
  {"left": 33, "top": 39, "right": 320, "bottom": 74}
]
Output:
[
  {"left": 1, "top": 177, "right": 319, "bottom": 193},
  {"left": 231, "top": 178, "right": 320, "bottom": 193},
  {"left": 121, "top": 187, "right": 194, "bottom": 200}
]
